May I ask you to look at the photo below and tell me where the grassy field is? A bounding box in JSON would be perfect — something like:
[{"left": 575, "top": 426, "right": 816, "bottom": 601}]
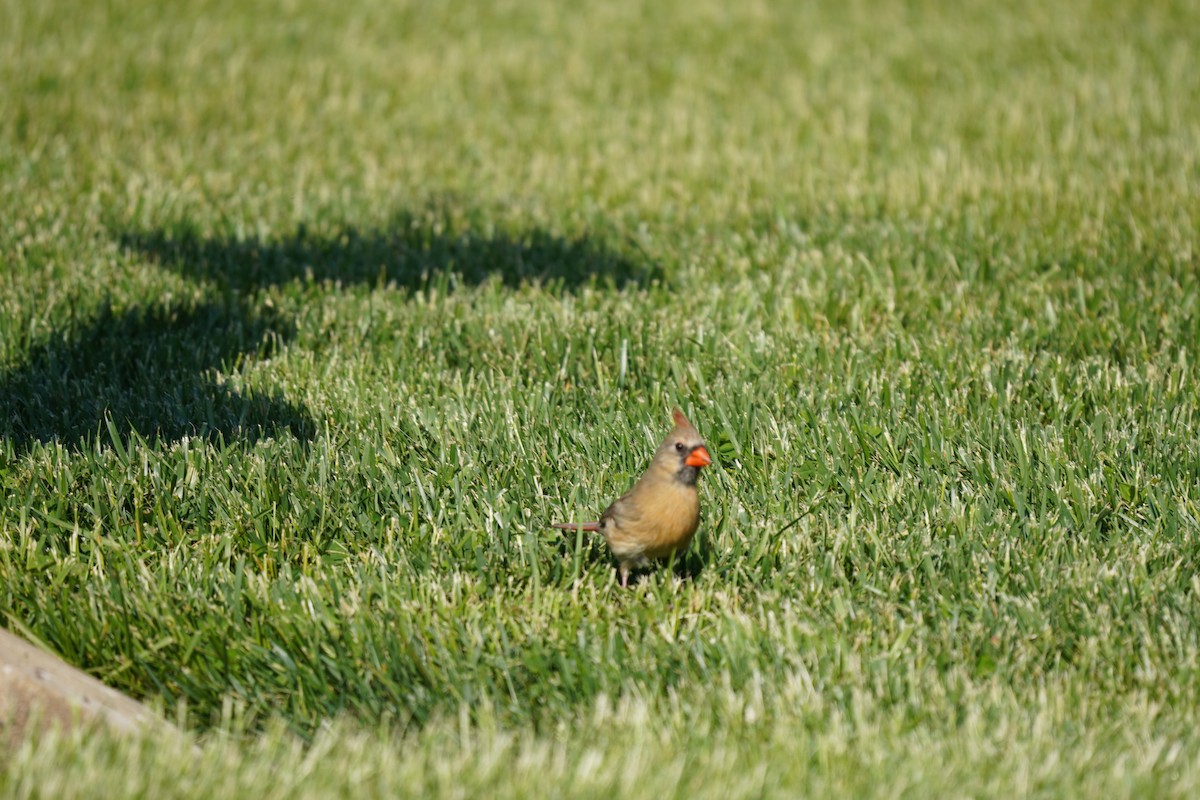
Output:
[{"left": 2, "top": 0, "right": 1199, "bottom": 795}]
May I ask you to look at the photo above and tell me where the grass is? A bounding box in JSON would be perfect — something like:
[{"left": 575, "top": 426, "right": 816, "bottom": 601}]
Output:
[{"left": 2, "top": 0, "right": 1199, "bottom": 795}]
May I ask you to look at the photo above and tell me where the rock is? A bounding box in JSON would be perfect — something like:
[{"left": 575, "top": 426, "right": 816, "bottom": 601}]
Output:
[{"left": 0, "top": 627, "right": 165, "bottom": 750}]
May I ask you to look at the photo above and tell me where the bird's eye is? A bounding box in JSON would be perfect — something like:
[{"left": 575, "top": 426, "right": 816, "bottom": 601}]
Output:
[{"left": 675, "top": 442, "right": 685, "bottom": 452}]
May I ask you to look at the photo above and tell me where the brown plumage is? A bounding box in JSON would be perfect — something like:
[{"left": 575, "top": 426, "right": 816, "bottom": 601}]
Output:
[{"left": 552, "top": 408, "right": 712, "bottom": 587}]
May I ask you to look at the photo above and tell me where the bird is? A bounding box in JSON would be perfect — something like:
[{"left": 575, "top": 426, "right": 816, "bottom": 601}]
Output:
[{"left": 552, "top": 408, "right": 712, "bottom": 587}]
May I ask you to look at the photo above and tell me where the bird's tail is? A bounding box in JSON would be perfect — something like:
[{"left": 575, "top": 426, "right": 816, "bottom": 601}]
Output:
[{"left": 551, "top": 521, "right": 601, "bottom": 533}]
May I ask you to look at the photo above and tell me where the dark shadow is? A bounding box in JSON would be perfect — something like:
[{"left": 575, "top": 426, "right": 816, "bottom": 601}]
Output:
[
  {"left": 116, "top": 207, "right": 658, "bottom": 295},
  {"left": 675, "top": 546, "right": 706, "bottom": 581},
  {"left": 2, "top": 205, "right": 655, "bottom": 456},
  {"left": 0, "top": 298, "right": 313, "bottom": 453}
]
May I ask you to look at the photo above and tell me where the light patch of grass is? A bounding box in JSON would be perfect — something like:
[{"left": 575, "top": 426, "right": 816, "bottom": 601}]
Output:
[{"left": 5, "top": 685, "right": 1198, "bottom": 798}]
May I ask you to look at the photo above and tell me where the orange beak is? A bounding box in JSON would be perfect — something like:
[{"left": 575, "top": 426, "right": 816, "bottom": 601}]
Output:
[{"left": 685, "top": 445, "right": 712, "bottom": 468}]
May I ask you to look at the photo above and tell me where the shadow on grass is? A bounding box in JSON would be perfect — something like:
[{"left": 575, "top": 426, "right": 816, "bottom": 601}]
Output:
[
  {"left": 1, "top": 205, "right": 655, "bottom": 455},
  {"left": 116, "top": 206, "right": 658, "bottom": 294},
  {"left": 0, "top": 299, "right": 313, "bottom": 453}
]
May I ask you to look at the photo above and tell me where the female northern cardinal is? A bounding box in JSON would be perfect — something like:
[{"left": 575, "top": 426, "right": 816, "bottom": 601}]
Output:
[{"left": 553, "top": 408, "right": 712, "bottom": 587}]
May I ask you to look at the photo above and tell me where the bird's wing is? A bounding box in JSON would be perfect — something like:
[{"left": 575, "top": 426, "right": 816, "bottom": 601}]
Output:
[{"left": 601, "top": 486, "right": 647, "bottom": 530}]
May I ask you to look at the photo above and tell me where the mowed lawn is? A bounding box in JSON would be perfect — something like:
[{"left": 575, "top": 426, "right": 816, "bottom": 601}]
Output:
[{"left": 2, "top": 0, "right": 1199, "bottom": 796}]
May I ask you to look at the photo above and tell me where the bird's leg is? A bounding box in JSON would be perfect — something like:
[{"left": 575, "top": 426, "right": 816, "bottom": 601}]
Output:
[{"left": 619, "top": 564, "right": 629, "bottom": 588}]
